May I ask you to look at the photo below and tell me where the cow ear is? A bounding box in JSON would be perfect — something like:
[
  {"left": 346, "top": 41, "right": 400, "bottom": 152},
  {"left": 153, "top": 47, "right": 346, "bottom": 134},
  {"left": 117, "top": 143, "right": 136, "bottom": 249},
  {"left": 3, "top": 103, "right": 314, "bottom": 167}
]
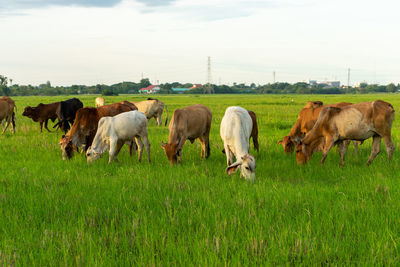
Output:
[
  {"left": 226, "top": 162, "right": 241, "bottom": 175},
  {"left": 277, "top": 139, "right": 283, "bottom": 144},
  {"left": 161, "top": 141, "right": 166, "bottom": 149}
]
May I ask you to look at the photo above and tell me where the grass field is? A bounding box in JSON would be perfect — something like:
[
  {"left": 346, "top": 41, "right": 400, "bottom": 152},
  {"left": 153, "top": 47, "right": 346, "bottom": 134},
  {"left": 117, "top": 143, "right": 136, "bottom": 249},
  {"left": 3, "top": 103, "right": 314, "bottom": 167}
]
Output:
[{"left": 0, "top": 94, "right": 400, "bottom": 265}]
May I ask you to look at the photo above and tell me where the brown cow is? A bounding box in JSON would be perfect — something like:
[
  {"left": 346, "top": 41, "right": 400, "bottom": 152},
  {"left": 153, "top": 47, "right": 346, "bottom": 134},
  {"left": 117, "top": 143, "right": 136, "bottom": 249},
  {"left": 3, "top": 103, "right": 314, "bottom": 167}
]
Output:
[
  {"left": 278, "top": 102, "right": 354, "bottom": 153},
  {"left": 59, "top": 102, "right": 136, "bottom": 160},
  {"left": 0, "top": 96, "right": 16, "bottom": 134},
  {"left": 161, "top": 104, "right": 211, "bottom": 164},
  {"left": 22, "top": 102, "right": 59, "bottom": 132},
  {"left": 296, "top": 100, "right": 395, "bottom": 166}
]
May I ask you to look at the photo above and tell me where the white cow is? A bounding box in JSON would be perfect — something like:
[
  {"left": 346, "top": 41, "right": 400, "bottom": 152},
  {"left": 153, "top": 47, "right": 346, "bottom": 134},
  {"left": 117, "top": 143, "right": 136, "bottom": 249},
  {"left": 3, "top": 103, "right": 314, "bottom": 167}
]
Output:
[
  {"left": 131, "top": 98, "right": 167, "bottom": 126},
  {"left": 86, "top": 110, "right": 151, "bottom": 164},
  {"left": 95, "top": 97, "right": 105, "bottom": 107},
  {"left": 220, "top": 106, "right": 256, "bottom": 180}
]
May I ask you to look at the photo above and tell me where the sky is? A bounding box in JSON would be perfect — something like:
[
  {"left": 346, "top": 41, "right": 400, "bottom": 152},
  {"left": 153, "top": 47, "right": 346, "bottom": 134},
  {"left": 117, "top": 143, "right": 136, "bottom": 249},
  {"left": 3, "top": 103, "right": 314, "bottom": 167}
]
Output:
[{"left": 0, "top": 0, "right": 399, "bottom": 86}]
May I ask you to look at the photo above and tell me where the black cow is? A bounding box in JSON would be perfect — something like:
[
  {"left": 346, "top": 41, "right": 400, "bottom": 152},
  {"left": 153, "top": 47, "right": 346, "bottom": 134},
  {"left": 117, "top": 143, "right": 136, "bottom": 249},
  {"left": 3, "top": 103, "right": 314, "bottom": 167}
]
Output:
[{"left": 54, "top": 98, "right": 83, "bottom": 133}]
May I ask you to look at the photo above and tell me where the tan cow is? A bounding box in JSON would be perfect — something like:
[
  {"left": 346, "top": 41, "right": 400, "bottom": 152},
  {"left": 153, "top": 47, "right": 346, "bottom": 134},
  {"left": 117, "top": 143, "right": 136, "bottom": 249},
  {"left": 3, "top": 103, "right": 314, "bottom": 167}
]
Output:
[
  {"left": 161, "top": 104, "right": 212, "bottom": 164},
  {"left": 95, "top": 97, "right": 105, "bottom": 107},
  {"left": 131, "top": 98, "right": 168, "bottom": 126},
  {"left": 296, "top": 100, "right": 395, "bottom": 166},
  {"left": 278, "top": 102, "right": 354, "bottom": 153},
  {"left": 0, "top": 96, "right": 16, "bottom": 134}
]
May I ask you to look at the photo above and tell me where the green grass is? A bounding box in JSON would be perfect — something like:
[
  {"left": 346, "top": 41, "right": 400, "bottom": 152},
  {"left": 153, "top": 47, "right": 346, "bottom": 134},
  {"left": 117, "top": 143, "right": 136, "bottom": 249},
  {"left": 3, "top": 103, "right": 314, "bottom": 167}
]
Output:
[{"left": 0, "top": 94, "right": 400, "bottom": 265}]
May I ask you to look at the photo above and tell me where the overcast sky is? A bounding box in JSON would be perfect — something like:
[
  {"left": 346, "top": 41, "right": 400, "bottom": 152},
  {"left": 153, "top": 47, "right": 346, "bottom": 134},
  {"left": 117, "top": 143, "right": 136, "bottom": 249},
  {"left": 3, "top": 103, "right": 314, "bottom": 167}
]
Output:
[{"left": 0, "top": 0, "right": 399, "bottom": 86}]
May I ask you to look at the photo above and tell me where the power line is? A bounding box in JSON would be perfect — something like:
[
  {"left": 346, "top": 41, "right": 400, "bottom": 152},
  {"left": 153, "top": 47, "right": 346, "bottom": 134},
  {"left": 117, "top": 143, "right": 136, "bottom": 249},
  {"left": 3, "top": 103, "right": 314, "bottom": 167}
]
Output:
[{"left": 204, "top": 56, "right": 214, "bottom": 94}]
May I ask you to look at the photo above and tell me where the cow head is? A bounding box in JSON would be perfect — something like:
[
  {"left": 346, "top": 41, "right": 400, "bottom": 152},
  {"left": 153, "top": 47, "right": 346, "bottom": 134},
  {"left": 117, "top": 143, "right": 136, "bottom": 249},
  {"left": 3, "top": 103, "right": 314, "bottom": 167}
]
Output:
[
  {"left": 226, "top": 154, "right": 256, "bottom": 181},
  {"left": 161, "top": 141, "right": 178, "bottom": 164},
  {"left": 295, "top": 142, "right": 312, "bottom": 165},
  {"left": 22, "top": 106, "right": 34, "bottom": 117},
  {"left": 59, "top": 135, "right": 74, "bottom": 160},
  {"left": 85, "top": 147, "right": 102, "bottom": 164},
  {"left": 278, "top": 136, "right": 296, "bottom": 153}
]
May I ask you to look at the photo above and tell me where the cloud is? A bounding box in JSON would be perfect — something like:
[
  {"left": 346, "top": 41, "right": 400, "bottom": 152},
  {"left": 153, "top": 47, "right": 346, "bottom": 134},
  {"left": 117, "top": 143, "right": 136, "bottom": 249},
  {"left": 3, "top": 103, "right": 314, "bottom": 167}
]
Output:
[
  {"left": 135, "top": 0, "right": 176, "bottom": 7},
  {"left": 0, "top": 0, "right": 122, "bottom": 10}
]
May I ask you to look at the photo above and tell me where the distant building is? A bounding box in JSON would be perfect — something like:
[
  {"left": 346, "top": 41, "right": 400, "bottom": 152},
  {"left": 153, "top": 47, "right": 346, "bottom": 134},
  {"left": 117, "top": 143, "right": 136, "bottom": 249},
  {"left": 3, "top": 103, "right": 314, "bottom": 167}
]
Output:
[
  {"left": 190, "top": 84, "right": 203, "bottom": 89},
  {"left": 172, "top": 88, "right": 191, "bottom": 93},
  {"left": 139, "top": 85, "right": 160, "bottom": 94},
  {"left": 308, "top": 80, "right": 340, "bottom": 88},
  {"left": 308, "top": 80, "right": 317, "bottom": 86}
]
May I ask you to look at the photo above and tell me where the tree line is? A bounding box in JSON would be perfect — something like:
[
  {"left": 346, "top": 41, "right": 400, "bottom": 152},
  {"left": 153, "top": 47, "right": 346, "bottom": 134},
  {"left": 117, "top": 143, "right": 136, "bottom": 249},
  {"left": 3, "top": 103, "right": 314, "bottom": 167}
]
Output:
[{"left": 0, "top": 75, "right": 399, "bottom": 96}]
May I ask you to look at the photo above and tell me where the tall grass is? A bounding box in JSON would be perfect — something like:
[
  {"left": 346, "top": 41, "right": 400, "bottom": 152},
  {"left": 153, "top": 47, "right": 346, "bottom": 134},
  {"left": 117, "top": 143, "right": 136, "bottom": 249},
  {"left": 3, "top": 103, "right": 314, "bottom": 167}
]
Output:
[{"left": 0, "top": 94, "right": 399, "bottom": 265}]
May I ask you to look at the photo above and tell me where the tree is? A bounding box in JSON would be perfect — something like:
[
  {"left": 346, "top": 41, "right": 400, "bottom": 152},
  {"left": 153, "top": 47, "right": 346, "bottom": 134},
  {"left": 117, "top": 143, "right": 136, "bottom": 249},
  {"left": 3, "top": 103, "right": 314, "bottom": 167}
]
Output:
[
  {"left": 0, "top": 75, "right": 10, "bottom": 96},
  {"left": 139, "top": 78, "right": 151, "bottom": 89}
]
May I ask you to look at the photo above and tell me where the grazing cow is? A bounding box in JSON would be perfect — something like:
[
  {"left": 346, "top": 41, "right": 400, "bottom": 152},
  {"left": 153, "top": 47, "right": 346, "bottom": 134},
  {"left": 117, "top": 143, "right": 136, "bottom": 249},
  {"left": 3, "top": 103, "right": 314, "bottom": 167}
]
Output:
[
  {"left": 86, "top": 110, "right": 150, "bottom": 164},
  {"left": 278, "top": 102, "right": 354, "bottom": 153},
  {"left": 22, "top": 102, "right": 59, "bottom": 132},
  {"left": 222, "top": 110, "right": 259, "bottom": 153},
  {"left": 95, "top": 97, "right": 105, "bottom": 107},
  {"left": 296, "top": 100, "right": 395, "bottom": 166},
  {"left": 220, "top": 106, "right": 256, "bottom": 180},
  {"left": 0, "top": 96, "right": 16, "bottom": 134},
  {"left": 53, "top": 98, "right": 83, "bottom": 133},
  {"left": 161, "top": 104, "right": 211, "bottom": 164},
  {"left": 131, "top": 98, "right": 168, "bottom": 126},
  {"left": 59, "top": 102, "right": 135, "bottom": 160}
]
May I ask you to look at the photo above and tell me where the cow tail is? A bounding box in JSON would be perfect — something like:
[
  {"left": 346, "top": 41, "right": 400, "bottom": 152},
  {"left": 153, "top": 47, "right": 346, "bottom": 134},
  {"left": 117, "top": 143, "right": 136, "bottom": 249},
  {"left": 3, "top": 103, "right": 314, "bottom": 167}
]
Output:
[{"left": 164, "top": 104, "right": 169, "bottom": 126}]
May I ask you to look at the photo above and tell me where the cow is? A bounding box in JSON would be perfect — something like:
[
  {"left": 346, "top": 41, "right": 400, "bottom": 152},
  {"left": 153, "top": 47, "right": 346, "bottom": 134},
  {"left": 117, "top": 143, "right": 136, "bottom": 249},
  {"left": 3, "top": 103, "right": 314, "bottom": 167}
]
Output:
[
  {"left": 86, "top": 110, "right": 150, "bottom": 164},
  {"left": 0, "top": 96, "right": 16, "bottom": 134},
  {"left": 161, "top": 104, "right": 211, "bottom": 164},
  {"left": 296, "top": 100, "right": 395, "bottom": 166},
  {"left": 53, "top": 98, "right": 83, "bottom": 133},
  {"left": 220, "top": 106, "right": 256, "bottom": 181},
  {"left": 59, "top": 102, "right": 135, "bottom": 160},
  {"left": 22, "top": 102, "right": 59, "bottom": 132},
  {"left": 131, "top": 98, "right": 168, "bottom": 126},
  {"left": 95, "top": 97, "right": 105, "bottom": 107},
  {"left": 222, "top": 110, "right": 259, "bottom": 153},
  {"left": 278, "top": 102, "right": 354, "bottom": 153}
]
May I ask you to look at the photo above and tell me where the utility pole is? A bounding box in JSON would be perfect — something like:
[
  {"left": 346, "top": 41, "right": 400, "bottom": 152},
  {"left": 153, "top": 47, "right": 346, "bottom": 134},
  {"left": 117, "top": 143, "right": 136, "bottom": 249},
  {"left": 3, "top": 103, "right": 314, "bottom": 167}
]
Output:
[
  {"left": 204, "top": 56, "right": 214, "bottom": 94},
  {"left": 273, "top": 71, "right": 276, "bottom": 83}
]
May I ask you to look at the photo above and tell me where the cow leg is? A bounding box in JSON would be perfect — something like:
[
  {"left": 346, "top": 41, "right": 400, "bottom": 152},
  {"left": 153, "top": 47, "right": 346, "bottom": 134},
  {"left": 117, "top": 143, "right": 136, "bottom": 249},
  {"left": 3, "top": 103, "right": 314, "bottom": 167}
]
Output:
[
  {"left": 367, "top": 135, "right": 381, "bottom": 165},
  {"left": 224, "top": 144, "right": 234, "bottom": 166},
  {"left": 142, "top": 135, "right": 151, "bottom": 163},
  {"left": 113, "top": 140, "right": 125, "bottom": 163},
  {"left": 320, "top": 136, "right": 335, "bottom": 165},
  {"left": 44, "top": 119, "right": 52, "bottom": 132},
  {"left": 198, "top": 138, "right": 205, "bottom": 158},
  {"left": 40, "top": 121, "right": 43, "bottom": 132},
  {"left": 383, "top": 135, "right": 395, "bottom": 160},
  {"left": 337, "top": 140, "right": 349, "bottom": 166},
  {"left": 11, "top": 112, "right": 15, "bottom": 134},
  {"left": 2, "top": 117, "right": 11, "bottom": 135},
  {"left": 128, "top": 140, "right": 137, "bottom": 156},
  {"left": 177, "top": 136, "right": 187, "bottom": 163},
  {"left": 135, "top": 137, "right": 144, "bottom": 162},
  {"left": 108, "top": 139, "right": 122, "bottom": 163},
  {"left": 353, "top": 140, "right": 358, "bottom": 153}
]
